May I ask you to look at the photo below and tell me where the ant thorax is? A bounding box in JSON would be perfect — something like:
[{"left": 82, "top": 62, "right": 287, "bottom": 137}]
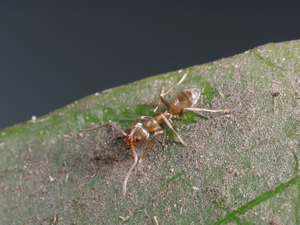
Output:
[{"left": 124, "top": 123, "right": 150, "bottom": 149}]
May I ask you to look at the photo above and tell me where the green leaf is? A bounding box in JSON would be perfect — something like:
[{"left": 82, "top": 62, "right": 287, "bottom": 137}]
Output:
[{"left": 1, "top": 40, "right": 300, "bottom": 224}]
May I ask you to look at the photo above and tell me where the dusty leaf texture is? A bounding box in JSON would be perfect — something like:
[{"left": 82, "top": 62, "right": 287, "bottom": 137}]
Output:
[{"left": 1, "top": 40, "right": 300, "bottom": 224}]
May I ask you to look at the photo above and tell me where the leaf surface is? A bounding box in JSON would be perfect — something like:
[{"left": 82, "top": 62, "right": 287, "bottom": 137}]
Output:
[{"left": 1, "top": 40, "right": 300, "bottom": 224}]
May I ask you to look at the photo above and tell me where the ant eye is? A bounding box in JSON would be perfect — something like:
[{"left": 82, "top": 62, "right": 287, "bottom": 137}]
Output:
[{"left": 135, "top": 137, "right": 141, "bottom": 142}]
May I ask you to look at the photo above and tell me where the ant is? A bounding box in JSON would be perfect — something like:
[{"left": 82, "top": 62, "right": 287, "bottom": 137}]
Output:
[{"left": 79, "top": 70, "right": 231, "bottom": 195}]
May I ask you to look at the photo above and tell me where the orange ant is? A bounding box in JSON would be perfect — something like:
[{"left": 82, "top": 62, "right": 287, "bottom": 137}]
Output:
[{"left": 79, "top": 70, "right": 231, "bottom": 195}]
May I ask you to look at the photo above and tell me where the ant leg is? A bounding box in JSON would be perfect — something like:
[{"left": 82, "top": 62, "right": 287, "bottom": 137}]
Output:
[
  {"left": 153, "top": 96, "right": 165, "bottom": 114},
  {"left": 123, "top": 143, "right": 138, "bottom": 196},
  {"left": 159, "top": 95, "right": 172, "bottom": 109},
  {"left": 161, "top": 70, "right": 189, "bottom": 96},
  {"left": 161, "top": 113, "right": 187, "bottom": 146},
  {"left": 125, "top": 116, "right": 153, "bottom": 133},
  {"left": 153, "top": 88, "right": 166, "bottom": 114},
  {"left": 179, "top": 108, "right": 232, "bottom": 117},
  {"left": 153, "top": 70, "right": 189, "bottom": 113},
  {"left": 153, "top": 100, "right": 161, "bottom": 113},
  {"left": 79, "top": 121, "right": 127, "bottom": 136},
  {"left": 153, "top": 109, "right": 165, "bottom": 115},
  {"left": 159, "top": 70, "right": 189, "bottom": 109},
  {"left": 139, "top": 128, "right": 164, "bottom": 163}
]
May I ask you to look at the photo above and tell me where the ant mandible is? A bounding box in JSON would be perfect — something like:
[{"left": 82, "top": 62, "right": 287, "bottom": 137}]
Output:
[{"left": 79, "top": 70, "right": 231, "bottom": 195}]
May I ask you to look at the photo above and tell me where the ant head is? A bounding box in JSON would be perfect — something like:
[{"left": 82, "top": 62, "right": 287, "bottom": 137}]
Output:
[{"left": 124, "top": 123, "right": 150, "bottom": 150}]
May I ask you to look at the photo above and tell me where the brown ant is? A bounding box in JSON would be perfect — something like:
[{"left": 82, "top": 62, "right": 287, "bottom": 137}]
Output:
[{"left": 79, "top": 70, "right": 231, "bottom": 195}]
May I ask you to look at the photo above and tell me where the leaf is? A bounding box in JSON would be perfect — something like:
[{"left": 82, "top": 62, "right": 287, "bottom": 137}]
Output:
[{"left": 1, "top": 40, "right": 300, "bottom": 224}]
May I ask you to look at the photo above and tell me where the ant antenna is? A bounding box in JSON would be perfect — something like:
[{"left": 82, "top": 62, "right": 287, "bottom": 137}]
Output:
[
  {"left": 161, "top": 69, "right": 188, "bottom": 96},
  {"left": 79, "top": 125, "right": 103, "bottom": 133},
  {"left": 122, "top": 155, "right": 138, "bottom": 195},
  {"left": 90, "top": 160, "right": 96, "bottom": 178},
  {"left": 122, "top": 144, "right": 138, "bottom": 195},
  {"left": 79, "top": 122, "right": 127, "bottom": 136}
]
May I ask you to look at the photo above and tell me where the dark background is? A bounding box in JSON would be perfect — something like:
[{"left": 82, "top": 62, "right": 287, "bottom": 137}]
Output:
[{"left": 1, "top": 1, "right": 300, "bottom": 130}]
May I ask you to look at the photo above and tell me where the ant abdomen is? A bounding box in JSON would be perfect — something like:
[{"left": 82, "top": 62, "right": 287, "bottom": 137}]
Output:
[{"left": 171, "top": 88, "right": 201, "bottom": 113}]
